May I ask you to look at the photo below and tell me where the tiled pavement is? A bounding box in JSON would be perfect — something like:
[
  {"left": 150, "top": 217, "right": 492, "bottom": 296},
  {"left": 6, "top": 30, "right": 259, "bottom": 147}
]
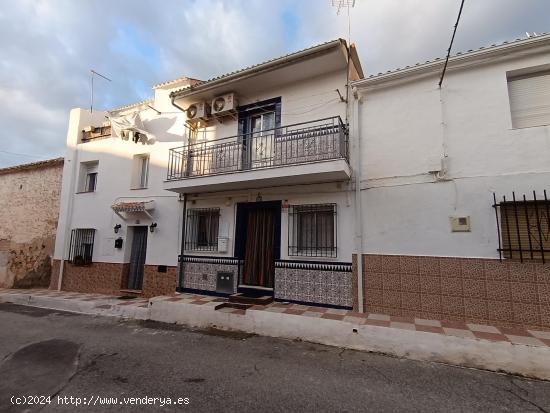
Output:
[
  {"left": 162, "top": 293, "right": 550, "bottom": 348},
  {"left": 2, "top": 288, "right": 550, "bottom": 348},
  {"left": 0, "top": 288, "right": 150, "bottom": 309}
]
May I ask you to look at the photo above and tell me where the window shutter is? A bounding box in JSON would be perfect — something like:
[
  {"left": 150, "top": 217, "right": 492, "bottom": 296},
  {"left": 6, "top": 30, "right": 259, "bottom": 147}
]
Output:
[{"left": 508, "top": 72, "right": 550, "bottom": 129}]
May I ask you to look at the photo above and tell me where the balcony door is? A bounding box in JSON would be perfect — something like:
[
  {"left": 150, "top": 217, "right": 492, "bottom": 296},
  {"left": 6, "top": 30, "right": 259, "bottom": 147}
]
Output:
[
  {"left": 248, "top": 111, "right": 275, "bottom": 168},
  {"left": 238, "top": 97, "right": 281, "bottom": 170}
]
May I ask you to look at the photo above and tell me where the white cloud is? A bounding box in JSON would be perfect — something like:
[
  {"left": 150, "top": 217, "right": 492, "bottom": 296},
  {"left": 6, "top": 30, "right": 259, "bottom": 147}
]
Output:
[{"left": 0, "top": 0, "right": 548, "bottom": 166}]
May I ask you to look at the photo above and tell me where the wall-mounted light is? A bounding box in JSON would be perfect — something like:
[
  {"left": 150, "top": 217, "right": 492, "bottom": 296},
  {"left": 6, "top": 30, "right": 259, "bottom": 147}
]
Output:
[
  {"left": 149, "top": 222, "right": 157, "bottom": 233},
  {"left": 256, "top": 193, "right": 262, "bottom": 202},
  {"left": 114, "top": 224, "right": 121, "bottom": 234}
]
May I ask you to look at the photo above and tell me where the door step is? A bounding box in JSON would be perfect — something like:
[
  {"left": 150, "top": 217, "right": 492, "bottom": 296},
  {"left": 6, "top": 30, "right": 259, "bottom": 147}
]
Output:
[
  {"left": 214, "top": 302, "right": 252, "bottom": 311},
  {"left": 119, "top": 289, "right": 142, "bottom": 297},
  {"left": 229, "top": 293, "right": 274, "bottom": 306}
]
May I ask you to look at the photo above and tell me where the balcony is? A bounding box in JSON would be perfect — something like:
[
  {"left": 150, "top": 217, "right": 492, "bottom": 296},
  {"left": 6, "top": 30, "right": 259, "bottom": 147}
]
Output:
[
  {"left": 81, "top": 124, "right": 111, "bottom": 143},
  {"left": 164, "top": 116, "right": 351, "bottom": 193}
]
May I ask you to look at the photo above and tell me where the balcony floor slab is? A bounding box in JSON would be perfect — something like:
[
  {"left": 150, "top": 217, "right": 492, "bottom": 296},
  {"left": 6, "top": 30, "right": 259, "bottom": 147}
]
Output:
[{"left": 163, "top": 159, "right": 351, "bottom": 193}]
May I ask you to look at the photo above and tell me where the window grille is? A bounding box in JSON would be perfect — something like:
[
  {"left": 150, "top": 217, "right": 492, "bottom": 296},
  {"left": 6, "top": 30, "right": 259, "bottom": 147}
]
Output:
[
  {"left": 493, "top": 191, "right": 550, "bottom": 263},
  {"left": 185, "top": 208, "right": 220, "bottom": 251},
  {"left": 288, "top": 204, "right": 337, "bottom": 257},
  {"left": 68, "top": 228, "right": 96, "bottom": 265}
]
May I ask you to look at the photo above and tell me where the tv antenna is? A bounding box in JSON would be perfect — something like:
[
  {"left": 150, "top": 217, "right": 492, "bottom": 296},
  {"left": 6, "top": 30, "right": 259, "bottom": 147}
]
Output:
[
  {"left": 331, "top": 0, "right": 355, "bottom": 15},
  {"left": 90, "top": 69, "right": 112, "bottom": 113},
  {"left": 330, "top": 0, "right": 355, "bottom": 122},
  {"left": 330, "top": 0, "right": 355, "bottom": 50}
]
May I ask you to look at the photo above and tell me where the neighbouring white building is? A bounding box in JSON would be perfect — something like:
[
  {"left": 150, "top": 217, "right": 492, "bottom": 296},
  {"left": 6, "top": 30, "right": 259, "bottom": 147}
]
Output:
[
  {"left": 52, "top": 34, "right": 550, "bottom": 329},
  {"left": 352, "top": 33, "right": 550, "bottom": 329}
]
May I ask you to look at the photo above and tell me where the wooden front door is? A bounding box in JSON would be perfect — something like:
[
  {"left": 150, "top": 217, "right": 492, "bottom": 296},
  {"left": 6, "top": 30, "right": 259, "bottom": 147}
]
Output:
[
  {"left": 235, "top": 201, "right": 281, "bottom": 289},
  {"left": 128, "top": 226, "right": 147, "bottom": 290}
]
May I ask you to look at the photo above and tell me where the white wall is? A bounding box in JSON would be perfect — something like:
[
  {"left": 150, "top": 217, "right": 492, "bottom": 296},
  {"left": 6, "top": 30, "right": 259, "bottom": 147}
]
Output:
[
  {"left": 53, "top": 106, "right": 187, "bottom": 266},
  {"left": 356, "top": 48, "right": 550, "bottom": 258},
  {"left": 174, "top": 70, "right": 348, "bottom": 145},
  {"left": 54, "top": 67, "right": 354, "bottom": 268},
  {"left": 184, "top": 184, "right": 354, "bottom": 262}
]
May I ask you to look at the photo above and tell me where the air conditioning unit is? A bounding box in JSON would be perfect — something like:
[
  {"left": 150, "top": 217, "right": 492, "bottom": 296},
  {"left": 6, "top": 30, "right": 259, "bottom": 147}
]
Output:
[
  {"left": 211, "top": 93, "right": 237, "bottom": 116},
  {"left": 186, "top": 102, "right": 210, "bottom": 123}
]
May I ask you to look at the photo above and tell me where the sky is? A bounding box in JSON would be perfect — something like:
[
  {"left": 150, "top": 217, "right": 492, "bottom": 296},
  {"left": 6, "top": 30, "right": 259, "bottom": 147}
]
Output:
[{"left": 0, "top": 0, "right": 548, "bottom": 167}]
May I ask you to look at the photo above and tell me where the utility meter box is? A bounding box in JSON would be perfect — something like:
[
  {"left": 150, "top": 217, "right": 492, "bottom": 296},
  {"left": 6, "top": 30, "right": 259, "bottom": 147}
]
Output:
[
  {"left": 450, "top": 216, "right": 471, "bottom": 232},
  {"left": 216, "top": 272, "right": 234, "bottom": 294},
  {"left": 218, "top": 237, "right": 229, "bottom": 253}
]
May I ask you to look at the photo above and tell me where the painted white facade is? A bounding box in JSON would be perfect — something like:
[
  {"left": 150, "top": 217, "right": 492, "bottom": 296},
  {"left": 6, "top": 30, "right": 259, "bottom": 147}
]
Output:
[
  {"left": 353, "top": 34, "right": 550, "bottom": 258},
  {"left": 53, "top": 33, "right": 550, "bottom": 303},
  {"left": 53, "top": 39, "right": 360, "bottom": 278}
]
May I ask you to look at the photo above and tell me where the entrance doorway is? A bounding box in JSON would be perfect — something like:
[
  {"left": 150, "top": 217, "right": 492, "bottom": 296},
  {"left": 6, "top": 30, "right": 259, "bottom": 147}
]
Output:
[
  {"left": 127, "top": 226, "right": 147, "bottom": 290},
  {"left": 235, "top": 201, "right": 281, "bottom": 291}
]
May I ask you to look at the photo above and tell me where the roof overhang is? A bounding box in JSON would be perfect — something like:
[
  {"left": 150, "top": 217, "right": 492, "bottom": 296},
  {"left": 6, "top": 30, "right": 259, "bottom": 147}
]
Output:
[
  {"left": 0, "top": 157, "right": 63, "bottom": 176},
  {"left": 353, "top": 33, "right": 550, "bottom": 91},
  {"left": 170, "top": 39, "right": 351, "bottom": 102},
  {"left": 111, "top": 200, "right": 155, "bottom": 220}
]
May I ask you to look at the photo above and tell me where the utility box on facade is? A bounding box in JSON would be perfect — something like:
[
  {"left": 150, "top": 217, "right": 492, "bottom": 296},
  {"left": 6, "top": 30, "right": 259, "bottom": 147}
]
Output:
[
  {"left": 450, "top": 216, "right": 471, "bottom": 232},
  {"left": 216, "top": 271, "right": 234, "bottom": 294},
  {"left": 218, "top": 237, "right": 229, "bottom": 253}
]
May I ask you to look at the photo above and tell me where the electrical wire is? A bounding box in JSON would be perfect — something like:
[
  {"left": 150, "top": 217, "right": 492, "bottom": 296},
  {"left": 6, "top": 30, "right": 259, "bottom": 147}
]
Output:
[
  {"left": 439, "top": 0, "right": 466, "bottom": 87},
  {"left": 0, "top": 150, "right": 48, "bottom": 159}
]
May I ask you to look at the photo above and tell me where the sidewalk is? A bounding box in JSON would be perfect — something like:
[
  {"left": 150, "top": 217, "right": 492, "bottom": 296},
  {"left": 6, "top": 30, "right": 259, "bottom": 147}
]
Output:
[{"left": 1, "top": 288, "right": 550, "bottom": 380}]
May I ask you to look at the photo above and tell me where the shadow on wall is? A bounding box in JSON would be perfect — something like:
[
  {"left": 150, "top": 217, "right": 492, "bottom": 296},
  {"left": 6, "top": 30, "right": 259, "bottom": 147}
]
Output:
[
  {"left": 0, "top": 237, "right": 54, "bottom": 289},
  {"left": 52, "top": 118, "right": 187, "bottom": 295}
]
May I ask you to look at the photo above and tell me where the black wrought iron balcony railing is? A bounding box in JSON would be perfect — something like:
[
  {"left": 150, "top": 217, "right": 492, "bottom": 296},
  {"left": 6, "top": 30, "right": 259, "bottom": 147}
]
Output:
[{"left": 167, "top": 116, "right": 348, "bottom": 180}]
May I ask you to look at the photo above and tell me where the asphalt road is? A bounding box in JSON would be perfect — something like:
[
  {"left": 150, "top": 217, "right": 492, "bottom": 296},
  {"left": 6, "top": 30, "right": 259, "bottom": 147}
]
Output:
[{"left": 0, "top": 303, "right": 549, "bottom": 413}]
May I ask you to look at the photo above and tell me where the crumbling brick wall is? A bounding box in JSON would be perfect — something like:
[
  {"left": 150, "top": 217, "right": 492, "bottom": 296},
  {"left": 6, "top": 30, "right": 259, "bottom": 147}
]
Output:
[{"left": 0, "top": 158, "right": 63, "bottom": 288}]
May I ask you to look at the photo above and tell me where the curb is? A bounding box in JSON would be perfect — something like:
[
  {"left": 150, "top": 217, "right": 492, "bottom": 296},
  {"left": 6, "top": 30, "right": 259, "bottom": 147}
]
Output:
[{"left": 2, "top": 292, "right": 549, "bottom": 380}]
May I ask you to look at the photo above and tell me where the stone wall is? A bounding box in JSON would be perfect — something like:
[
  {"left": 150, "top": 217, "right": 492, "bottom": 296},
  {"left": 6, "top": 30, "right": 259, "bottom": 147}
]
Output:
[
  {"left": 274, "top": 261, "right": 353, "bottom": 308},
  {"left": 353, "top": 254, "right": 550, "bottom": 330},
  {"left": 0, "top": 158, "right": 63, "bottom": 288}
]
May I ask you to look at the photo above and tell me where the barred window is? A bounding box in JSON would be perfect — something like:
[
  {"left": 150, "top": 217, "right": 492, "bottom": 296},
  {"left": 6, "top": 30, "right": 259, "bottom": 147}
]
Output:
[
  {"left": 68, "top": 228, "right": 95, "bottom": 265},
  {"left": 494, "top": 191, "right": 550, "bottom": 263},
  {"left": 289, "top": 204, "right": 337, "bottom": 257},
  {"left": 186, "top": 208, "right": 220, "bottom": 251}
]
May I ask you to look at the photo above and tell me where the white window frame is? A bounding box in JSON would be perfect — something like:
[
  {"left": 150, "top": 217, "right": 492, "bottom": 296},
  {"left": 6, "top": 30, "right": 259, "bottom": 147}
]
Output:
[
  {"left": 78, "top": 161, "right": 99, "bottom": 193},
  {"left": 131, "top": 154, "right": 150, "bottom": 189},
  {"left": 507, "top": 70, "right": 550, "bottom": 129}
]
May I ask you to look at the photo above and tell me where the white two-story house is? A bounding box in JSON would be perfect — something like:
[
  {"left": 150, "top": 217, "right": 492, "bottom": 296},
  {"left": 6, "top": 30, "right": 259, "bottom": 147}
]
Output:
[{"left": 52, "top": 39, "right": 363, "bottom": 309}]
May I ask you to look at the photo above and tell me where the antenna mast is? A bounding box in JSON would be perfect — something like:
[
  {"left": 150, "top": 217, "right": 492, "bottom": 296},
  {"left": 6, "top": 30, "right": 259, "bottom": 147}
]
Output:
[
  {"left": 330, "top": 0, "right": 355, "bottom": 122},
  {"left": 90, "top": 69, "right": 112, "bottom": 113}
]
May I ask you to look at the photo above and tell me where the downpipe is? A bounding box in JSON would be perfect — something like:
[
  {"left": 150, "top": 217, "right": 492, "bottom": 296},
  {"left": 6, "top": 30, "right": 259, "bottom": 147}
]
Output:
[
  {"left": 352, "top": 87, "right": 364, "bottom": 312},
  {"left": 177, "top": 193, "right": 188, "bottom": 292}
]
